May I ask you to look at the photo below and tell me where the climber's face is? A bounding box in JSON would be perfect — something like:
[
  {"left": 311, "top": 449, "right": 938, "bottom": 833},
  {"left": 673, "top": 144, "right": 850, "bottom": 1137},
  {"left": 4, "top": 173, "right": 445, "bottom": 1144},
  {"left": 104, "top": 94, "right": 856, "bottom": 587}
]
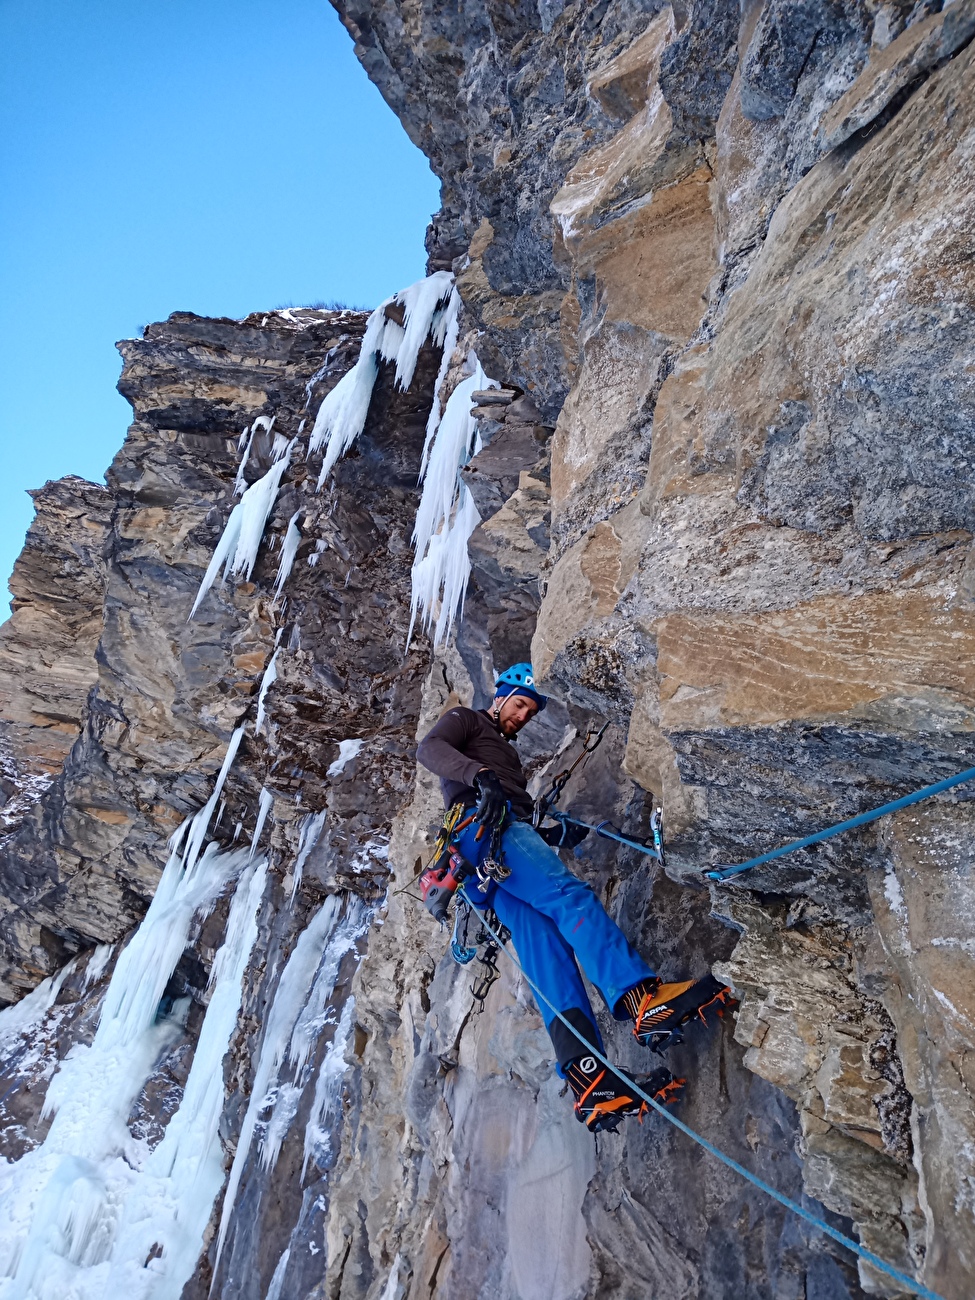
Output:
[{"left": 493, "top": 693, "right": 539, "bottom": 737}]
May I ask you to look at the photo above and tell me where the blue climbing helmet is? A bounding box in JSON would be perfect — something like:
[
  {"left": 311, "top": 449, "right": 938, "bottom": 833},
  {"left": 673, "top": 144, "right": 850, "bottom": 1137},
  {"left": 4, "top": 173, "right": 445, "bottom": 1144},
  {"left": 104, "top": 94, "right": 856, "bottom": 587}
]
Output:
[{"left": 494, "top": 662, "right": 547, "bottom": 712}]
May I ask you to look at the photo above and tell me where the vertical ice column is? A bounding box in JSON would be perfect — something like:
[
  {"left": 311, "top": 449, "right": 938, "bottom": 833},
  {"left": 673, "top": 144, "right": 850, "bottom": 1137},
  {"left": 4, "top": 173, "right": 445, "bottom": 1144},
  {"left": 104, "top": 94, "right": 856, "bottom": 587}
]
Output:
[{"left": 212, "top": 896, "right": 370, "bottom": 1273}]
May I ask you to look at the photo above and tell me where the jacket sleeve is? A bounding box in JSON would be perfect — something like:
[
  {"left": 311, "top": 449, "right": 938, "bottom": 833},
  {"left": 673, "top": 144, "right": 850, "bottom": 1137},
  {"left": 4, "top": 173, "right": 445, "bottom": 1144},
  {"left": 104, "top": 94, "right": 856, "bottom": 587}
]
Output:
[{"left": 416, "top": 708, "right": 484, "bottom": 787}]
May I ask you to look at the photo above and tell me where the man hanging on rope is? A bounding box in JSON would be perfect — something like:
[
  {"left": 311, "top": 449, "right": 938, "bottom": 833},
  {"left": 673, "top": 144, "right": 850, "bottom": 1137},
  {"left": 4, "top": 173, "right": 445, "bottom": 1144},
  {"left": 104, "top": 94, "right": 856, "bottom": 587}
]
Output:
[{"left": 416, "top": 662, "right": 733, "bottom": 1133}]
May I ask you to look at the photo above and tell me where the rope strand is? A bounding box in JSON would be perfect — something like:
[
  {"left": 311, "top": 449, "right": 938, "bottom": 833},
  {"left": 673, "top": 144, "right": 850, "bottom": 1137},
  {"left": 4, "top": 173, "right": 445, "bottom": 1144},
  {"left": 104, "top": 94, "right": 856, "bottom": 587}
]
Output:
[
  {"left": 546, "top": 764, "right": 975, "bottom": 882},
  {"left": 458, "top": 890, "right": 945, "bottom": 1300}
]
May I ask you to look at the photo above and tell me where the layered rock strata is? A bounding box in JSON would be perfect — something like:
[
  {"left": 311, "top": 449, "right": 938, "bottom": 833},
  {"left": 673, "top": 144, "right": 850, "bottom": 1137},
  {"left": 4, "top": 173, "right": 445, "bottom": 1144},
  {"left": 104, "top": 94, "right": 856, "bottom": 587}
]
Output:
[
  {"left": 0, "top": 1, "right": 974, "bottom": 1298},
  {"left": 331, "top": 2, "right": 975, "bottom": 1297}
]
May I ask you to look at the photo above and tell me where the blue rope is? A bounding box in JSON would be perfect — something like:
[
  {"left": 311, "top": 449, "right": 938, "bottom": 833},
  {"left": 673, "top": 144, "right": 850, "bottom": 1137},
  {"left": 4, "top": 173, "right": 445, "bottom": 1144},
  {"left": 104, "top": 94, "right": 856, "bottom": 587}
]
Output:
[
  {"left": 547, "top": 767, "right": 975, "bottom": 883},
  {"left": 550, "top": 811, "right": 662, "bottom": 862},
  {"left": 458, "top": 890, "right": 944, "bottom": 1300},
  {"left": 706, "top": 765, "right": 975, "bottom": 882}
]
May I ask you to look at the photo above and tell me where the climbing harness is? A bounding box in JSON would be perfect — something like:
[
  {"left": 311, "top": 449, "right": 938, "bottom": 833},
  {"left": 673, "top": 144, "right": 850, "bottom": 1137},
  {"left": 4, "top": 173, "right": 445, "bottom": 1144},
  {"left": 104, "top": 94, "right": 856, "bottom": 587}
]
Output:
[
  {"left": 705, "top": 764, "right": 975, "bottom": 882},
  {"left": 417, "top": 801, "right": 513, "bottom": 1013},
  {"left": 532, "top": 722, "right": 609, "bottom": 827},
  {"left": 459, "top": 891, "right": 946, "bottom": 1300}
]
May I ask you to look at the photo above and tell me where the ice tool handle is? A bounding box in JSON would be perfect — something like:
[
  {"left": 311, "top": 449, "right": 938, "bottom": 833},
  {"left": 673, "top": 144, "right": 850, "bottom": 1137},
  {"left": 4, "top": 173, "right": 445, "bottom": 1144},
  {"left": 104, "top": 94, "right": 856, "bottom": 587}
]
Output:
[{"left": 548, "top": 809, "right": 663, "bottom": 863}]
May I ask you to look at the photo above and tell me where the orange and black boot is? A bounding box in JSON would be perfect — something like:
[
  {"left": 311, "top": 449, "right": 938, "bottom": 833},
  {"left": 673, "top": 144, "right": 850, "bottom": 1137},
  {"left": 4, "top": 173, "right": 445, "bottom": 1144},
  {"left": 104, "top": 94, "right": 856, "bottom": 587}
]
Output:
[
  {"left": 565, "top": 1055, "right": 684, "bottom": 1133},
  {"left": 621, "top": 974, "right": 737, "bottom": 1053}
]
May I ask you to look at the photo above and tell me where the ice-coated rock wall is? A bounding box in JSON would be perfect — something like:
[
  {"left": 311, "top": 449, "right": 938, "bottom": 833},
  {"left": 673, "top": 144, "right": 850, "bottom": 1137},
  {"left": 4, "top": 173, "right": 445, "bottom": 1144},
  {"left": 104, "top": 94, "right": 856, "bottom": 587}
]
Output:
[{"left": 0, "top": 1, "right": 974, "bottom": 1298}]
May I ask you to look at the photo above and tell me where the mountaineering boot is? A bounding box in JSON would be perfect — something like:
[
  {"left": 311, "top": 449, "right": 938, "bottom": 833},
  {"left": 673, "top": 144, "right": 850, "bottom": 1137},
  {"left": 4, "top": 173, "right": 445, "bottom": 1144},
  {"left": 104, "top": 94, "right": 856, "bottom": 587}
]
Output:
[
  {"left": 622, "top": 974, "right": 737, "bottom": 1053},
  {"left": 565, "top": 1054, "right": 684, "bottom": 1133}
]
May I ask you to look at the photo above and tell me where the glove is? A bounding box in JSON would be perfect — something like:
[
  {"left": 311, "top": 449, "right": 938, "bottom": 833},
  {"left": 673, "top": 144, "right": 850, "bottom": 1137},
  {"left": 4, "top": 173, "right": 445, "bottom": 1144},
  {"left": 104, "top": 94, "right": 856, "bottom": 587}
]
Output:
[
  {"left": 539, "top": 819, "right": 589, "bottom": 850},
  {"left": 472, "top": 769, "right": 507, "bottom": 830}
]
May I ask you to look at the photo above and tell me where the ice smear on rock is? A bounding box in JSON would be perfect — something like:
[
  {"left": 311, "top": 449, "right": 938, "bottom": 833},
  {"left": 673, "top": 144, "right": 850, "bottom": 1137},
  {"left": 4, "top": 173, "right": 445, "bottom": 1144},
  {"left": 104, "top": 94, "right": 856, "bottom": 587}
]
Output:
[
  {"left": 189, "top": 445, "right": 295, "bottom": 619},
  {"left": 255, "top": 651, "right": 280, "bottom": 734},
  {"left": 408, "top": 357, "right": 498, "bottom": 647},
  {"left": 265, "top": 1248, "right": 291, "bottom": 1300},
  {"left": 213, "top": 896, "right": 370, "bottom": 1271},
  {"left": 250, "top": 789, "right": 274, "bottom": 860},
  {"left": 0, "top": 960, "right": 78, "bottom": 1059},
  {"left": 0, "top": 729, "right": 264, "bottom": 1300},
  {"left": 290, "top": 809, "right": 327, "bottom": 904},
  {"left": 302, "top": 996, "right": 356, "bottom": 1176},
  {"left": 309, "top": 272, "right": 456, "bottom": 488}
]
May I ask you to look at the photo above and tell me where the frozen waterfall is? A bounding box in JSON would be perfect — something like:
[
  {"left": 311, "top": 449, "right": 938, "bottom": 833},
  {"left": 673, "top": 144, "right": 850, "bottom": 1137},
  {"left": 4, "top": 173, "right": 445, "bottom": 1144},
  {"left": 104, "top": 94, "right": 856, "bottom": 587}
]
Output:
[{"left": 0, "top": 734, "right": 265, "bottom": 1300}]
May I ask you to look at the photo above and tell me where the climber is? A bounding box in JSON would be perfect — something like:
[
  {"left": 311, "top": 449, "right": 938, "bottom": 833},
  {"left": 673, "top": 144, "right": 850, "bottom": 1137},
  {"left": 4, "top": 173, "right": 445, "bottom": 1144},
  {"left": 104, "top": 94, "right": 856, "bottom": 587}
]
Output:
[{"left": 416, "top": 663, "right": 732, "bottom": 1133}]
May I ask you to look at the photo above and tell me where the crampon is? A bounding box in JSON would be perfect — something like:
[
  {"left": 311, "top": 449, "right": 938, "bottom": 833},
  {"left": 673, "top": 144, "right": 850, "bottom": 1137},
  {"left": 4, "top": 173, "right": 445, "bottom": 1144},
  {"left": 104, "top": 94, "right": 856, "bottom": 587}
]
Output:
[
  {"left": 632, "top": 974, "right": 738, "bottom": 1053},
  {"left": 566, "top": 1057, "right": 684, "bottom": 1133}
]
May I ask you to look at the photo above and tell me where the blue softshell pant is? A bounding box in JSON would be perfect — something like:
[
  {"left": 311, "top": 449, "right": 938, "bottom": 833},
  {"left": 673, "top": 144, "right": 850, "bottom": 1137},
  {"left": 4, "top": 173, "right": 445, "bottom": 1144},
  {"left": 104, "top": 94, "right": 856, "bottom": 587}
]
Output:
[{"left": 454, "top": 817, "right": 654, "bottom": 1069}]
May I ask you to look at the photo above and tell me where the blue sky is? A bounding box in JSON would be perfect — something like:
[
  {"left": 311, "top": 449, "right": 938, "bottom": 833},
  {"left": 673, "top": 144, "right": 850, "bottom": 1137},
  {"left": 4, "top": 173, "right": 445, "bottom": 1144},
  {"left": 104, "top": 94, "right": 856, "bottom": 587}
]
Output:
[{"left": 0, "top": 0, "right": 441, "bottom": 604}]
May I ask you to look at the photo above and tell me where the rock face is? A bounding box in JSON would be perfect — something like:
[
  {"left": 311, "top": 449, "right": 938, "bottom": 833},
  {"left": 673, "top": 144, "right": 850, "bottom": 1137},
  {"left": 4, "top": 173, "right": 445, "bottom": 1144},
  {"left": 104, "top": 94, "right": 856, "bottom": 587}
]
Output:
[{"left": 1, "top": 2, "right": 975, "bottom": 1299}]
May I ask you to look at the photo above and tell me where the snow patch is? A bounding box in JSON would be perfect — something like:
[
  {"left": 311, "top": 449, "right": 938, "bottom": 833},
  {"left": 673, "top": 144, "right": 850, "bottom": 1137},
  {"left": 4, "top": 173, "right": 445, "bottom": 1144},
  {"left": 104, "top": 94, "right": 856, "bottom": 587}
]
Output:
[
  {"left": 327, "top": 739, "right": 363, "bottom": 778},
  {"left": 884, "top": 869, "right": 907, "bottom": 920}
]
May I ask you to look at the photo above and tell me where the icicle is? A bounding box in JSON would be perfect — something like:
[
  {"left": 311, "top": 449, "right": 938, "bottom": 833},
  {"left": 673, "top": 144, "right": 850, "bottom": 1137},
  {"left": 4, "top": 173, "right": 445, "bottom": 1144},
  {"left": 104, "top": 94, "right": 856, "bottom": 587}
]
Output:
[
  {"left": 104, "top": 858, "right": 265, "bottom": 1300},
  {"left": 407, "top": 357, "right": 498, "bottom": 647},
  {"left": 290, "top": 810, "right": 326, "bottom": 904},
  {"left": 309, "top": 272, "right": 455, "bottom": 489},
  {"left": 382, "top": 270, "right": 454, "bottom": 391},
  {"left": 255, "top": 651, "right": 279, "bottom": 734},
  {"left": 250, "top": 789, "right": 274, "bottom": 860},
  {"left": 0, "top": 717, "right": 262, "bottom": 1300},
  {"left": 234, "top": 428, "right": 255, "bottom": 496},
  {"left": 287, "top": 899, "right": 367, "bottom": 1079},
  {"left": 327, "top": 739, "right": 363, "bottom": 778},
  {"left": 80, "top": 944, "right": 114, "bottom": 992},
  {"left": 420, "top": 288, "right": 462, "bottom": 476},
  {"left": 309, "top": 307, "right": 386, "bottom": 488},
  {"left": 189, "top": 445, "right": 295, "bottom": 619},
  {"left": 272, "top": 513, "right": 302, "bottom": 600},
  {"left": 173, "top": 726, "right": 246, "bottom": 877},
  {"left": 265, "top": 1248, "right": 291, "bottom": 1300}
]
